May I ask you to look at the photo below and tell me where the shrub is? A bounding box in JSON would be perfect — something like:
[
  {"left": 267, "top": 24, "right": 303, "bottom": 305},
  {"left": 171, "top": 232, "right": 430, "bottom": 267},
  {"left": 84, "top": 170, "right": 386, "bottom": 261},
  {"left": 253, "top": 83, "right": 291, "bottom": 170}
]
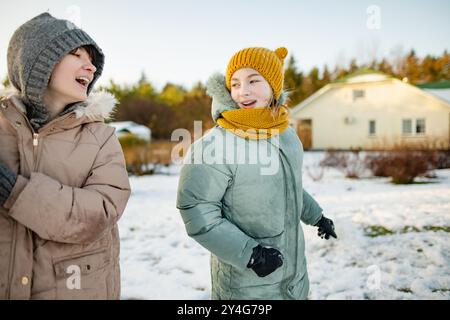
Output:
[
  {"left": 321, "top": 150, "right": 365, "bottom": 179},
  {"left": 434, "top": 150, "right": 450, "bottom": 169},
  {"left": 365, "top": 150, "right": 437, "bottom": 184},
  {"left": 305, "top": 164, "right": 325, "bottom": 182},
  {"left": 118, "top": 136, "right": 180, "bottom": 175},
  {"left": 320, "top": 149, "right": 347, "bottom": 168},
  {"left": 119, "top": 134, "right": 151, "bottom": 175},
  {"left": 341, "top": 151, "right": 366, "bottom": 179},
  {"left": 365, "top": 153, "right": 391, "bottom": 177}
]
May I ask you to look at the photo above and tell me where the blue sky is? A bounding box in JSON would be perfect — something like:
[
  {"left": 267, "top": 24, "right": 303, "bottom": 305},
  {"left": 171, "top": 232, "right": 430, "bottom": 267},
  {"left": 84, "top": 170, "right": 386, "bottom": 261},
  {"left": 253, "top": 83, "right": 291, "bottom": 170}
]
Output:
[{"left": 1, "top": 0, "right": 449, "bottom": 89}]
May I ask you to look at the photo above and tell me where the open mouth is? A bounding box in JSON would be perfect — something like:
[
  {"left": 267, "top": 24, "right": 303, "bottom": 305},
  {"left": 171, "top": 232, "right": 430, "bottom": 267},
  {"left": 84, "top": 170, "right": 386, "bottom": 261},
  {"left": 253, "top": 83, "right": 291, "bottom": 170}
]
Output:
[
  {"left": 240, "top": 100, "right": 257, "bottom": 108},
  {"left": 75, "top": 76, "right": 91, "bottom": 88}
]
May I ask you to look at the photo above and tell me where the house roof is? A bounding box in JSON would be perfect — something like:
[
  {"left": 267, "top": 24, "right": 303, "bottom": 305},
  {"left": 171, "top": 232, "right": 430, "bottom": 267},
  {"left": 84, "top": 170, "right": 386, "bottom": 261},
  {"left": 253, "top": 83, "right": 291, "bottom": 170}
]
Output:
[
  {"left": 422, "top": 88, "right": 450, "bottom": 103},
  {"left": 416, "top": 80, "right": 450, "bottom": 89},
  {"left": 109, "top": 121, "right": 151, "bottom": 141},
  {"left": 415, "top": 80, "right": 450, "bottom": 103}
]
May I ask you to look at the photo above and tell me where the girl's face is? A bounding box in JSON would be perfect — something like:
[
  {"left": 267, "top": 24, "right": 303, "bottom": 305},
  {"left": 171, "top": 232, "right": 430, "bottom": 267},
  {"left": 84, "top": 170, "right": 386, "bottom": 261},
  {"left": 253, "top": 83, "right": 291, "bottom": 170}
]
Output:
[
  {"left": 230, "top": 68, "right": 273, "bottom": 109},
  {"left": 45, "top": 47, "right": 97, "bottom": 106}
]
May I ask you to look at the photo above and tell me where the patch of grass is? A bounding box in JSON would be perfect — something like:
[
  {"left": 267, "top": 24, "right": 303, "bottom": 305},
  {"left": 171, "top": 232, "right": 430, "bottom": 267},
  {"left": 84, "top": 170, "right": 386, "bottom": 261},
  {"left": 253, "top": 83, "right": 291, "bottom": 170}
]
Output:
[
  {"left": 423, "top": 226, "right": 450, "bottom": 233},
  {"left": 364, "top": 226, "right": 394, "bottom": 237},
  {"left": 364, "top": 225, "right": 450, "bottom": 237},
  {"left": 400, "top": 226, "right": 421, "bottom": 233},
  {"left": 406, "top": 181, "right": 439, "bottom": 185},
  {"left": 398, "top": 288, "right": 413, "bottom": 293},
  {"left": 195, "top": 287, "right": 206, "bottom": 291},
  {"left": 432, "top": 288, "right": 450, "bottom": 293}
]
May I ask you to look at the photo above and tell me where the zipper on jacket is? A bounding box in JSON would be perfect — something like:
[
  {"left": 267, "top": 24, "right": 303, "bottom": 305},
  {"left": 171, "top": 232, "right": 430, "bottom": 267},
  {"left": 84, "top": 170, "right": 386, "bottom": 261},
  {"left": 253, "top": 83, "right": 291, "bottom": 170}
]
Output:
[
  {"left": 32, "top": 132, "right": 40, "bottom": 170},
  {"left": 33, "top": 133, "right": 39, "bottom": 147}
]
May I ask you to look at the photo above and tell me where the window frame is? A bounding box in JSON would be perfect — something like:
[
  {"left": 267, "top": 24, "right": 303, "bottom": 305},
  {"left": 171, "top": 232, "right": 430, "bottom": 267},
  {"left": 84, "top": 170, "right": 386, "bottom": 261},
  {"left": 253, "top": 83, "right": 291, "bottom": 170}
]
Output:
[
  {"left": 369, "top": 120, "right": 376, "bottom": 136},
  {"left": 416, "top": 118, "right": 426, "bottom": 135},
  {"left": 402, "top": 119, "right": 413, "bottom": 135}
]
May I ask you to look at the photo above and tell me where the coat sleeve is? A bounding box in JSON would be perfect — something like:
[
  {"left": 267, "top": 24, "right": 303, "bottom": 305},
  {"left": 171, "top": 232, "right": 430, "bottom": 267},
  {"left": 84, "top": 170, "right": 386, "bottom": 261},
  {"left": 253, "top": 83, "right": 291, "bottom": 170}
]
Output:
[
  {"left": 300, "top": 189, "right": 323, "bottom": 226},
  {"left": 177, "top": 163, "right": 259, "bottom": 270},
  {"left": 4, "top": 129, "right": 131, "bottom": 244}
]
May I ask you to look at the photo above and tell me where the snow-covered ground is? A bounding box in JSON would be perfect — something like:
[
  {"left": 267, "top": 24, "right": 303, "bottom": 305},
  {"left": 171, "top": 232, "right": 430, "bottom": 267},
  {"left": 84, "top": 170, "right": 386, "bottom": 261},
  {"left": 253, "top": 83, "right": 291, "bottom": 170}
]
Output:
[{"left": 118, "top": 152, "right": 450, "bottom": 300}]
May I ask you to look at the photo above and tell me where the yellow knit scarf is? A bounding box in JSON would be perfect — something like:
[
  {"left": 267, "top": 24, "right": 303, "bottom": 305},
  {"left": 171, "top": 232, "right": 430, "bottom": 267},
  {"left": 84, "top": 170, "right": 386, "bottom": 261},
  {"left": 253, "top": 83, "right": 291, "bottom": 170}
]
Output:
[{"left": 217, "top": 106, "right": 289, "bottom": 140}]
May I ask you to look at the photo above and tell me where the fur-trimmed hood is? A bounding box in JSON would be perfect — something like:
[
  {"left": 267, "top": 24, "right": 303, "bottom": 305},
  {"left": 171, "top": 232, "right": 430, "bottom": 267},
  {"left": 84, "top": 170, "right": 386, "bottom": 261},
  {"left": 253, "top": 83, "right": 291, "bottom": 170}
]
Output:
[
  {"left": 206, "top": 72, "right": 287, "bottom": 122},
  {"left": 1, "top": 87, "right": 117, "bottom": 122}
]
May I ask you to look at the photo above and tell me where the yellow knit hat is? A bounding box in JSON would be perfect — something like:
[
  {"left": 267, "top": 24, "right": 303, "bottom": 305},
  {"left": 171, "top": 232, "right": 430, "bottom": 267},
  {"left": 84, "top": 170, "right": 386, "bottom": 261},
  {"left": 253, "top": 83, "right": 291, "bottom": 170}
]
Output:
[{"left": 226, "top": 47, "right": 288, "bottom": 99}]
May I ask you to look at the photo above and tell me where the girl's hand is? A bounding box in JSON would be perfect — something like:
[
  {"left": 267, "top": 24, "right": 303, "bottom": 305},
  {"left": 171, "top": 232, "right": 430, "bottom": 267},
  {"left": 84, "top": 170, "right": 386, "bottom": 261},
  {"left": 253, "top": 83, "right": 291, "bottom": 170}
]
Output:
[
  {"left": 315, "top": 215, "right": 337, "bottom": 240},
  {"left": 247, "top": 245, "right": 284, "bottom": 277}
]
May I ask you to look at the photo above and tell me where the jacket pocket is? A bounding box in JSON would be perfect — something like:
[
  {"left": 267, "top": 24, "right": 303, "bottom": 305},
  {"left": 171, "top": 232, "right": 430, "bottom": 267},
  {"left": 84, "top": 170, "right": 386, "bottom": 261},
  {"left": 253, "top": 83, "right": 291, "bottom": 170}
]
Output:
[
  {"left": 228, "top": 261, "right": 284, "bottom": 291},
  {"left": 53, "top": 248, "right": 111, "bottom": 299}
]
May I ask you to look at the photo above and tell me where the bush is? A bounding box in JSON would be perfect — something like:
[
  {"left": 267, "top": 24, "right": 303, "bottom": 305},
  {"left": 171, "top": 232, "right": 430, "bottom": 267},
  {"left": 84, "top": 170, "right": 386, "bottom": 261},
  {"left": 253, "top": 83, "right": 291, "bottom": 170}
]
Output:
[
  {"left": 119, "top": 134, "right": 152, "bottom": 175},
  {"left": 305, "top": 164, "right": 325, "bottom": 182},
  {"left": 434, "top": 150, "right": 450, "bottom": 169},
  {"left": 320, "top": 150, "right": 365, "bottom": 179},
  {"left": 365, "top": 153, "right": 391, "bottom": 177},
  {"left": 320, "top": 149, "right": 347, "bottom": 168},
  {"left": 118, "top": 136, "right": 180, "bottom": 175},
  {"left": 341, "top": 151, "right": 366, "bottom": 179},
  {"left": 119, "top": 134, "right": 148, "bottom": 148},
  {"left": 365, "top": 150, "right": 437, "bottom": 184}
]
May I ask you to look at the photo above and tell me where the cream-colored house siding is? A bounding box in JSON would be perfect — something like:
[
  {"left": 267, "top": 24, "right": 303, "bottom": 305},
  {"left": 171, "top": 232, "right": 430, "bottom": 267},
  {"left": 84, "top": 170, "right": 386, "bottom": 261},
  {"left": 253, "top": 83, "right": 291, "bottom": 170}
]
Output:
[{"left": 291, "top": 75, "right": 450, "bottom": 150}]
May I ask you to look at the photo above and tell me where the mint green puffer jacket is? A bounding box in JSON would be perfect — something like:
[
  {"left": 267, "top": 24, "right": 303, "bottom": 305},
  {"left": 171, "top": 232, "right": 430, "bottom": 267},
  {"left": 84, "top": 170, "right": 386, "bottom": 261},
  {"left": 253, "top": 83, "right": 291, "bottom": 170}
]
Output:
[{"left": 176, "top": 74, "right": 323, "bottom": 299}]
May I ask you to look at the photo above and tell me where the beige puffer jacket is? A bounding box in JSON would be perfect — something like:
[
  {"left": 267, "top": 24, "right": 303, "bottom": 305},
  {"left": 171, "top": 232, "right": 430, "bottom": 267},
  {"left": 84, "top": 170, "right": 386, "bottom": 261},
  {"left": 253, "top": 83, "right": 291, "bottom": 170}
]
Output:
[{"left": 0, "top": 90, "right": 131, "bottom": 299}]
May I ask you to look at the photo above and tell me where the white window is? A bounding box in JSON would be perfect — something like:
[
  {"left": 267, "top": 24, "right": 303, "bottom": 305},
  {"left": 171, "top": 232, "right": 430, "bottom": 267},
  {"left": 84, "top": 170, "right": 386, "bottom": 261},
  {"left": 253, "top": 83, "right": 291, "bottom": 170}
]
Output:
[
  {"left": 353, "top": 89, "right": 365, "bottom": 101},
  {"left": 369, "top": 120, "right": 376, "bottom": 135},
  {"left": 402, "top": 119, "right": 412, "bottom": 134},
  {"left": 416, "top": 118, "right": 426, "bottom": 134}
]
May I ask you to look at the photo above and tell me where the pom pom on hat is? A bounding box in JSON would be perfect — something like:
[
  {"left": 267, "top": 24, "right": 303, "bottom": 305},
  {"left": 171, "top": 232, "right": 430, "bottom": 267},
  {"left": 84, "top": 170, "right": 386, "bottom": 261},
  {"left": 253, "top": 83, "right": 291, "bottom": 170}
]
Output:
[{"left": 275, "top": 47, "right": 288, "bottom": 60}]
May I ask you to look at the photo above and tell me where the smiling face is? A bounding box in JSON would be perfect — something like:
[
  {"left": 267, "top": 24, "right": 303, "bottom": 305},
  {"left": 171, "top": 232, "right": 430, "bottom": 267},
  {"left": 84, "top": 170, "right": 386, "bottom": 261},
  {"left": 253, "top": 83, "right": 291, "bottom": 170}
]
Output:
[
  {"left": 230, "top": 68, "right": 273, "bottom": 109},
  {"left": 44, "top": 46, "right": 97, "bottom": 109}
]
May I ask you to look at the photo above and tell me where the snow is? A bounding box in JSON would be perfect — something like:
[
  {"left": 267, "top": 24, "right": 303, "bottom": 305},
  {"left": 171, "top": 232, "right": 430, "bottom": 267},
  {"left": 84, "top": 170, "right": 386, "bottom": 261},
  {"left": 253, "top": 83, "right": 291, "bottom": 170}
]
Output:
[{"left": 118, "top": 152, "right": 450, "bottom": 300}]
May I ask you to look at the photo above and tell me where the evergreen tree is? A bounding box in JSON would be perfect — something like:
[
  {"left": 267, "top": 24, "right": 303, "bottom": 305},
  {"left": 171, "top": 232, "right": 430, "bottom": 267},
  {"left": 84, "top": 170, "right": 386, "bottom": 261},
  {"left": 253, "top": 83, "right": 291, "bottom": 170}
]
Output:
[
  {"left": 132, "top": 71, "right": 156, "bottom": 98},
  {"left": 349, "top": 59, "right": 359, "bottom": 73},
  {"left": 402, "top": 49, "right": 421, "bottom": 83},
  {"left": 284, "top": 55, "right": 304, "bottom": 106},
  {"left": 320, "top": 65, "right": 331, "bottom": 87},
  {"left": 378, "top": 58, "right": 394, "bottom": 76}
]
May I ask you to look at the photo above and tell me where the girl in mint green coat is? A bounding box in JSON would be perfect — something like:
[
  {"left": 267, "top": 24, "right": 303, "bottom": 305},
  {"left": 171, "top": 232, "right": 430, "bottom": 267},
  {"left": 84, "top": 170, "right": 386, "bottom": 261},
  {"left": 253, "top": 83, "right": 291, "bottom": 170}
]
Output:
[{"left": 176, "top": 47, "right": 337, "bottom": 300}]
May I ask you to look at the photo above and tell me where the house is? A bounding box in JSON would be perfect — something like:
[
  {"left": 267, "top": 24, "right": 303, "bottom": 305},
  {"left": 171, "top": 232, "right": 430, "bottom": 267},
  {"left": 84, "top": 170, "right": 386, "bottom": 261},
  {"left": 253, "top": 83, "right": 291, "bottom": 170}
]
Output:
[
  {"left": 290, "top": 70, "right": 450, "bottom": 150},
  {"left": 109, "top": 121, "right": 151, "bottom": 142}
]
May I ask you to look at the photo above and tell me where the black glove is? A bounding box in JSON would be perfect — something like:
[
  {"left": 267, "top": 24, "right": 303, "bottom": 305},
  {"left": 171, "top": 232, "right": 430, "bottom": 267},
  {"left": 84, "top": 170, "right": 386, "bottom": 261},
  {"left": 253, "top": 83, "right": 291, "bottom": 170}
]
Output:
[
  {"left": 247, "top": 245, "right": 283, "bottom": 277},
  {"left": 315, "top": 215, "right": 337, "bottom": 240},
  {"left": 0, "top": 161, "right": 17, "bottom": 206}
]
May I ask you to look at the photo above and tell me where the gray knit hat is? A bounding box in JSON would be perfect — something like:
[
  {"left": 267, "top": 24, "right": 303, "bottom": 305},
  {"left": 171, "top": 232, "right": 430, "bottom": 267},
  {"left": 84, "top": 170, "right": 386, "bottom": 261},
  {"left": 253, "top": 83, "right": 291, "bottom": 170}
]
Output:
[{"left": 7, "top": 12, "right": 104, "bottom": 129}]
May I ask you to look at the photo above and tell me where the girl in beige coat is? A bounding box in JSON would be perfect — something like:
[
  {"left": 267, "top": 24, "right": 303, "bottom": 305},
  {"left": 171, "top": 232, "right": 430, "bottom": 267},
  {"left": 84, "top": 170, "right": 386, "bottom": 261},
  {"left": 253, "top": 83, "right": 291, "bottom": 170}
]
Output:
[{"left": 0, "top": 13, "right": 131, "bottom": 299}]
